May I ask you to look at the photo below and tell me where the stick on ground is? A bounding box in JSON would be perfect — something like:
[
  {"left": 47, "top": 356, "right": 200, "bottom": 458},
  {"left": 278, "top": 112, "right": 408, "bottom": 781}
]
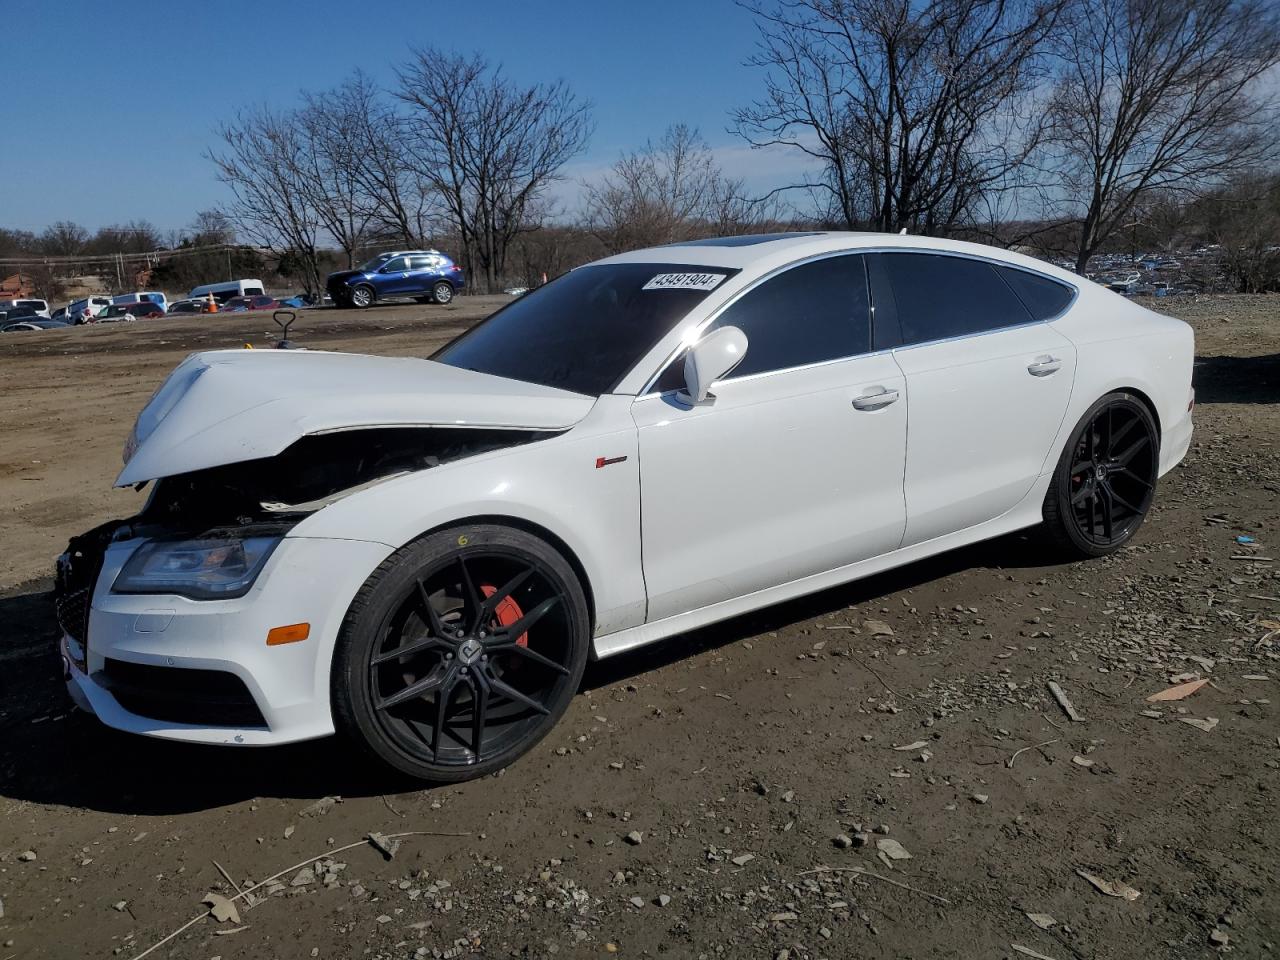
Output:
[
  {"left": 1047, "top": 680, "right": 1085, "bottom": 722},
  {"left": 127, "top": 830, "right": 469, "bottom": 960},
  {"left": 798, "top": 865, "right": 951, "bottom": 905}
]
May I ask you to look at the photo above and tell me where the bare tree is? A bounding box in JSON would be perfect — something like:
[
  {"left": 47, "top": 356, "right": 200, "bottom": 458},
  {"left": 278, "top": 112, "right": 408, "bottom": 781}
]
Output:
[
  {"left": 39, "top": 220, "right": 89, "bottom": 256},
  {"left": 327, "top": 72, "right": 440, "bottom": 249},
  {"left": 395, "top": 49, "right": 593, "bottom": 292},
  {"left": 1047, "top": 0, "right": 1280, "bottom": 273},
  {"left": 733, "top": 0, "right": 1065, "bottom": 233},
  {"left": 584, "top": 124, "right": 759, "bottom": 253},
  {"left": 298, "top": 88, "right": 378, "bottom": 268},
  {"left": 208, "top": 107, "right": 324, "bottom": 297}
]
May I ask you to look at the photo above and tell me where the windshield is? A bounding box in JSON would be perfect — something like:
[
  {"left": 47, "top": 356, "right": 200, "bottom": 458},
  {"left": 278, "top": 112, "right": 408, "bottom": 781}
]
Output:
[
  {"left": 434, "top": 262, "right": 737, "bottom": 395},
  {"left": 357, "top": 253, "right": 394, "bottom": 272}
]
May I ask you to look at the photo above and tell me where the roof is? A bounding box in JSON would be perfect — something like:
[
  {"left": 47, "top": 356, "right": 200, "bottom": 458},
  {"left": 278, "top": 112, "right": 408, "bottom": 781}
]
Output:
[{"left": 595, "top": 231, "right": 1082, "bottom": 286}]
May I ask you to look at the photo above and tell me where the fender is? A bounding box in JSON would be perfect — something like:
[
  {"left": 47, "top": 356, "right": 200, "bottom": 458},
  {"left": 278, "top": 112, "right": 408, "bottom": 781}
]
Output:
[{"left": 288, "top": 395, "right": 646, "bottom": 638}]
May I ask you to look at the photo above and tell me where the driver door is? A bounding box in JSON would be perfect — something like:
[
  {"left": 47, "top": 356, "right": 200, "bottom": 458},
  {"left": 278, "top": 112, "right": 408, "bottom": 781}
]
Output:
[
  {"left": 632, "top": 254, "right": 908, "bottom": 622},
  {"left": 374, "top": 256, "right": 412, "bottom": 295}
]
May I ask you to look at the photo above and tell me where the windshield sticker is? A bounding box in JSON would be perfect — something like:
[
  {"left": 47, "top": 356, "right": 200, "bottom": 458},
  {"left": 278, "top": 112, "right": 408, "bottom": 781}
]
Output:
[{"left": 642, "top": 272, "right": 728, "bottom": 292}]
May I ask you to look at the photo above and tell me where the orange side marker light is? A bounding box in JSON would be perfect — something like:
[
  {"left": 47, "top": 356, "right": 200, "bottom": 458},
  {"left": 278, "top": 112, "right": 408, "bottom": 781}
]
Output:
[{"left": 267, "top": 623, "right": 310, "bottom": 646}]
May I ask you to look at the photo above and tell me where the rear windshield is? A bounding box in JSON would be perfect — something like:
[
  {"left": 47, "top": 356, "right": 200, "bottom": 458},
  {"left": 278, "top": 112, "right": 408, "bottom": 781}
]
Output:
[{"left": 434, "top": 262, "right": 737, "bottom": 395}]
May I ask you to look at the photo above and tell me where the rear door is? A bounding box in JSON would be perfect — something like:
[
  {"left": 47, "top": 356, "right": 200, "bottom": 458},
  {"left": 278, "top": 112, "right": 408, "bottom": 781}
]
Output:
[
  {"left": 869, "top": 252, "right": 1078, "bottom": 546},
  {"left": 633, "top": 254, "right": 908, "bottom": 621},
  {"left": 403, "top": 254, "right": 443, "bottom": 294}
]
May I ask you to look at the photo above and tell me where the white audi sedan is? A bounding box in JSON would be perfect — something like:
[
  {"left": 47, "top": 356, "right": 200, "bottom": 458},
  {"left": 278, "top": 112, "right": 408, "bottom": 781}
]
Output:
[{"left": 57, "top": 232, "right": 1194, "bottom": 781}]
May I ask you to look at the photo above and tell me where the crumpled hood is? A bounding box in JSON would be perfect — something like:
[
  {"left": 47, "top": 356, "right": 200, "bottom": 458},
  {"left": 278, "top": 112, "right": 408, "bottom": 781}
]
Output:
[{"left": 116, "top": 349, "right": 594, "bottom": 486}]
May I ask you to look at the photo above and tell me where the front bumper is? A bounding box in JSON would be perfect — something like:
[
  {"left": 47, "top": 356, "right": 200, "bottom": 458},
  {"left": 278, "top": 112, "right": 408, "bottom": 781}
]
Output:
[{"left": 62, "top": 534, "right": 393, "bottom": 746}]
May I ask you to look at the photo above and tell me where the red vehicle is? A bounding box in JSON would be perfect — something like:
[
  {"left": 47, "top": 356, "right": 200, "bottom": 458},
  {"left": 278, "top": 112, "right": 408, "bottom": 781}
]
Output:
[{"left": 223, "top": 295, "right": 281, "bottom": 312}]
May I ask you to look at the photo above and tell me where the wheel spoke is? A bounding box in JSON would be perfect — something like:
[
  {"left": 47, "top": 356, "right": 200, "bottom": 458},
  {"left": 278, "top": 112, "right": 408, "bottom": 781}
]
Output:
[
  {"left": 1114, "top": 434, "right": 1150, "bottom": 466},
  {"left": 1107, "top": 483, "right": 1142, "bottom": 515},
  {"left": 371, "top": 634, "right": 442, "bottom": 666},
  {"left": 456, "top": 557, "right": 483, "bottom": 628},
  {"left": 1071, "top": 479, "right": 1093, "bottom": 505},
  {"left": 1118, "top": 466, "right": 1152, "bottom": 488},
  {"left": 467, "top": 670, "right": 490, "bottom": 758},
  {"left": 1097, "top": 484, "right": 1114, "bottom": 539},
  {"left": 486, "top": 674, "right": 551, "bottom": 716},
  {"left": 1071, "top": 460, "right": 1092, "bottom": 478},
  {"left": 503, "top": 641, "right": 571, "bottom": 675},
  {"left": 432, "top": 673, "right": 460, "bottom": 760},
  {"left": 490, "top": 596, "right": 560, "bottom": 642},
  {"left": 1107, "top": 414, "right": 1140, "bottom": 456},
  {"left": 479, "top": 566, "right": 535, "bottom": 622},
  {"left": 375, "top": 673, "right": 444, "bottom": 711},
  {"left": 415, "top": 578, "right": 451, "bottom": 638}
]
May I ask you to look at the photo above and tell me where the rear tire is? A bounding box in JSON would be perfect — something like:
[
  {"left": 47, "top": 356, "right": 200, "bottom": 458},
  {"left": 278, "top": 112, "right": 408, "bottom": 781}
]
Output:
[
  {"left": 1042, "top": 391, "right": 1159, "bottom": 559},
  {"left": 431, "top": 281, "right": 454, "bottom": 305},
  {"left": 332, "top": 524, "right": 590, "bottom": 783}
]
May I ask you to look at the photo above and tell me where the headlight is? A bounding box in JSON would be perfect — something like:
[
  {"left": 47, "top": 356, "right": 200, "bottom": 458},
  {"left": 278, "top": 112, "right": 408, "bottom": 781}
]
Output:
[{"left": 112, "top": 535, "right": 281, "bottom": 600}]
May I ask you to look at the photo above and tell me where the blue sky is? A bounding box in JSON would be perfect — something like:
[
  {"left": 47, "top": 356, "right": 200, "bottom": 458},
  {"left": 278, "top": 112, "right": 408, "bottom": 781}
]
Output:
[{"left": 2, "top": 0, "right": 816, "bottom": 233}]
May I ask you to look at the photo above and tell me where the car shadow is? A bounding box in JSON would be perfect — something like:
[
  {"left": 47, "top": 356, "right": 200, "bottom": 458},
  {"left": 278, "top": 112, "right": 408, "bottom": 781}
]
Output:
[
  {"left": 1193, "top": 353, "right": 1280, "bottom": 404},
  {"left": 0, "top": 529, "right": 1060, "bottom": 816}
]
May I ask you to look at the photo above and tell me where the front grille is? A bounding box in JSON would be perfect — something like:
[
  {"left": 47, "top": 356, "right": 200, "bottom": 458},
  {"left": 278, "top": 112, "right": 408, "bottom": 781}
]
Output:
[
  {"left": 95, "top": 659, "right": 268, "bottom": 728},
  {"left": 55, "top": 586, "right": 91, "bottom": 646}
]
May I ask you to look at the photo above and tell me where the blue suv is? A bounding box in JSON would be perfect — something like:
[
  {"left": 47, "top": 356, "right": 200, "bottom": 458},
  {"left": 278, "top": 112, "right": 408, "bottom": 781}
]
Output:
[{"left": 326, "top": 250, "right": 466, "bottom": 308}]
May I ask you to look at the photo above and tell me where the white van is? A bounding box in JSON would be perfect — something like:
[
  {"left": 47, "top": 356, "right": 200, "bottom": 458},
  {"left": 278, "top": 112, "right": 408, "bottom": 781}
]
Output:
[
  {"left": 112, "top": 291, "right": 169, "bottom": 313},
  {"left": 68, "top": 295, "right": 113, "bottom": 324},
  {"left": 0, "top": 298, "right": 50, "bottom": 319},
  {"left": 188, "top": 279, "right": 266, "bottom": 304}
]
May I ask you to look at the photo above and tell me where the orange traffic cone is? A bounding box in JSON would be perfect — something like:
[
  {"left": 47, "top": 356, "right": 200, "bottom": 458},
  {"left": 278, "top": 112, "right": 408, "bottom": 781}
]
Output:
[{"left": 206, "top": 292, "right": 218, "bottom": 314}]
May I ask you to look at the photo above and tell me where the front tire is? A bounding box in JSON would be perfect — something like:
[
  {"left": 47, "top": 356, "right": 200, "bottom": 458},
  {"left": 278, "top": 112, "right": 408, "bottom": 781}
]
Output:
[
  {"left": 349, "top": 284, "right": 375, "bottom": 309},
  {"left": 1042, "top": 392, "right": 1159, "bottom": 558},
  {"left": 332, "top": 524, "right": 590, "bottom": 783}
]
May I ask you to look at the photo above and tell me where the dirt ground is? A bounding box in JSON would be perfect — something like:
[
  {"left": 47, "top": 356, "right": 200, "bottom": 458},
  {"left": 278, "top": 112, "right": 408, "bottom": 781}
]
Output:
[{"left": 0, "top": 294, "right": 1277, "bottom": 960}]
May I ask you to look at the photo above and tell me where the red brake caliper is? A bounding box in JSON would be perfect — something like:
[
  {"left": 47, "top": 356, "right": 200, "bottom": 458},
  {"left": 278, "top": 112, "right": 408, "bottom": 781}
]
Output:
[{"left": 480, "top": 585, "right": 528, "bottom": 647}]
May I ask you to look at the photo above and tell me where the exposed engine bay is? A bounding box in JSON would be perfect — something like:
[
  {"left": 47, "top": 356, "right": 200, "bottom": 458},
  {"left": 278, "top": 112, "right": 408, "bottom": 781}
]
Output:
[{"left": 137, "top": 426, "right": 551, "bottom": 530}]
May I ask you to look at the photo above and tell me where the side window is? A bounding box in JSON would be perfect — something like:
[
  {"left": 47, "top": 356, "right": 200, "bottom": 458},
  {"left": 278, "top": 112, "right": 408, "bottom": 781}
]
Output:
[
  {"left": 380, "top": 257, "right": 408, "bottom": 273},
  {"left": 875, "top": 253, "right": 1033, "bottom": 345},
  {"left": 652, "top": 255, "right": 870, "bottom": 392},
  {"left": 245, "top": 286, "right": 264, "bottom": 297},
  {"left": 995, "top": 265, "right": 1074, "bottom": 321},
  {"left": 408, "top": 256, "right": 434, "bottom": 270}
]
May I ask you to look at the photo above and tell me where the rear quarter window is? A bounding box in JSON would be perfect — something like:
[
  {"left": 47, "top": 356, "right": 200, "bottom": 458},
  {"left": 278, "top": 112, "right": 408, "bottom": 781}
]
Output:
[{"left": 995, "top": 266, "right": 1075, "bottom": 320}]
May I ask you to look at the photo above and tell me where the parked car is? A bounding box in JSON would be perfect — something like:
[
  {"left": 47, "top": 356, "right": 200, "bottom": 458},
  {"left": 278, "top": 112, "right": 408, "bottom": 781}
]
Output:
[
  {"left": 277, "top": 295, "right": 309, "bottom": 308},
  {"left": 93, "top": 305, "right": 139, "bottom": 323},
  {"left": 188, "top": 280, "right": 267, "bottom": 304},
  {"left": 56, "top": 232, "right": 1194, "bottom": 783},
  {"left": 69, "top": 295, "right": 113, "bottom": 324},
  {"left": 326, "top": 250, "right": 465, "bottom": 308},
  {"left": 222, "top": 295, "right": 281, "bottom": 312},
  {"left": 112, "top": 291, "right": 169, "bottom": 313},
  {"left": 3, "top": 319, "right": 70, "bottom": 332},
  {"left": 167, "top": 298, "right": 213, "bottom": 315},
  {"left": 0, "top": 298, "right": 51, "bottom": 319},
  {"left": 121, "top": 302, "right": 164, "bottom": 319},
  {"left": 3, "top": 305, "right": 41, "bottom": 321}
]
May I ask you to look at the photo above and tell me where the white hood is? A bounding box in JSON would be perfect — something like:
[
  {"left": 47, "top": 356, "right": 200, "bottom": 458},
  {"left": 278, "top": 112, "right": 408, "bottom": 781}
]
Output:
[{"left": 116, "top": 349, "right": 594, "bottom": 486}]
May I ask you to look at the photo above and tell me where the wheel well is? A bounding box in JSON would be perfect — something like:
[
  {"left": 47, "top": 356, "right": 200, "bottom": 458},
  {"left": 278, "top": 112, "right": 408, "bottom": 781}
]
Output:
[
  {"left": 417, "top": 514, "right": 596, "bottom": 633},
  {"left": 1114, "top": 386, "right": 1161, "bottom": 438}
]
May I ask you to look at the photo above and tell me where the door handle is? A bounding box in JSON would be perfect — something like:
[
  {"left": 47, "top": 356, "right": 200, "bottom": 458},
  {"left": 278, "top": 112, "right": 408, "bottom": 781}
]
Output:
[
  {"left": 852, "top": 387, "right": 900, "bottom": 410},
  {"left": 1027, "top": 355, "right": 1062, "bottom": 376}
]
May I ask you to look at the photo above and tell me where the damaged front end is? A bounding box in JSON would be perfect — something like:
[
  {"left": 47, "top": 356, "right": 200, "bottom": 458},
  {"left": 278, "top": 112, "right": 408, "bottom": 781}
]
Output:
[{"left": 59, "top": 425, "right": 550, "bottom": 609}]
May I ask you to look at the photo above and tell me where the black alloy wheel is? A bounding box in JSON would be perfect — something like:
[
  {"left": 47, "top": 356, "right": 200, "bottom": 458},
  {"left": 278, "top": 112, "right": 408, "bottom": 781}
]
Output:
[
  {"left": 1043, "top": 392, "right": 1160, "bottom": 558},
  {"left": 333, "top": 525, "right": 589, "bottom": 782}
]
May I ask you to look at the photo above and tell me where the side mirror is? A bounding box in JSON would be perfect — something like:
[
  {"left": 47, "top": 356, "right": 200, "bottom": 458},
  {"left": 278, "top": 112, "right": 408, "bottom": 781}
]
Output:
[{"left": 678, "top": 325, "right": 748, "bottom": 405}]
